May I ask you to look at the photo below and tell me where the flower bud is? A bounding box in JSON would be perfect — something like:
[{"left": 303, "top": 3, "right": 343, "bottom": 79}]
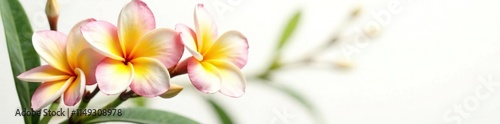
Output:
[
  {"left": 160, "top": 84, "right": 183, "bottom": 98},
  {"left": 45, "top": 0, "right": 59, "bottom": 30},
  {"left": 350, "top": 5, "right": 363, "bottom": 18},
  {"left": 334, "top": 59, "right": 354, "bottom": 69}
]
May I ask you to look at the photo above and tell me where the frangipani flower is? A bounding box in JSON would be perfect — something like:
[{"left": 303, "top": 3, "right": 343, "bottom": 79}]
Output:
[
  {"left": 176, "top": 4, "right": 249, "bottom": 97},
  {"left": 17, "top": 19, "right": 104, "bottom": 110},
  {"left": 80, "top": 0, "right": 184, "bottom": 97}
]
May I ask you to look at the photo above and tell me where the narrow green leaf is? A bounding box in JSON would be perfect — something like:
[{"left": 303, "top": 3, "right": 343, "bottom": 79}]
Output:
[
  {"left": 8, "top": 0, "right": 39, "bottom": 70},
  {"left": 1, "top": 8, "right": 31, "bottom": 124},
  {"left": 273, "top": 84, "right": 313, "bottom": 110},
  {"left": 205, "top": 98, "right": 233, "bottom": 124},
  {"left": 8, "top": 0, "right": 41, "bottom": 97},
  {"left": 82, "top": 107, "right": 199, "bottom": 124},
  {"left": 268, "top": 83, "right": 323, "bottom": 124},
  {"left": 0, "top": 0, "right": 41, "bottom": 123},
  {"left": 277, "top": 10, "right": 302, "bottom": 50}
]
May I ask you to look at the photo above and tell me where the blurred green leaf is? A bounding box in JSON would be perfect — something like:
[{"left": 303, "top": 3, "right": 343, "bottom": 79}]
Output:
[
  {"left": 268, "top": 83, "right": 323, "bottom": 124},
  {"left": 1, "top": 0, "right": 41, "bottom": 123},
  {"left": 277, "top": 10, "right": 302, "bottom": 50},
  {"left": 205, "top": 98, "right": 233, "bottom": 124},
  {"left": 272, "top": 84, "right": 313, "bottom": 110},
  {"left": 131, "top": 97, "right": 148, "bottom": 107},
  {"left": 82, "top": 107, "right": 198, "bottom": 124},
  {"left": 261, "top": 11, "right": 302, "bottom": 78}
]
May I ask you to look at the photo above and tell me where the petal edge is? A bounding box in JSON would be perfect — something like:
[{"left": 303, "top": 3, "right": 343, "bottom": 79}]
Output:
[
  {"left": 96, "top": 58, "right": 134, "bottom": 95},
  {"left": 130, "top": 57, "right": 170, "bottom": 97},
  {"left": 31, "top": 77, "right": 74, "bottom": 110},
  {"left": 118, "top": 0, "right": 156, "bottom": 56},
  {"left": 32, "top": 31, "right": 72, "bottom": 74},
  {"left": 80, "top": 21, "right": 124, "bottom": 61},
  {"left": 176, "top": 24, "right": 203, "bottom": 61},
  {"left": 205, "top": 30, "right": 249, "bottom": 68},
  {"left": 17, "top": 65, "right": 70, "bottom": 82},
  {"left": 63, "top": 68, "right": 86, "bottom": 106},
  {"left": 210, "top": 61, "right": 246, "bottom": 97},
  {"left": 187, "top": 57, "right": 222, "bottom": 93},
  {"left": 129, "top": 28, "right": 184, "bottom": 68}
]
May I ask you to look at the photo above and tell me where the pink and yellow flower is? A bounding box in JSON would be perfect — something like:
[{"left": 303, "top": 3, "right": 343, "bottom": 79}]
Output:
[
  {"left": 17, "top": 19, "right": 104, "bottom": 110},
  {"left": 80, "top": 0, "right": 184, "bottom": 97},
  {"left": 176, "top": 4, "right": 249, "bottom": 97}
]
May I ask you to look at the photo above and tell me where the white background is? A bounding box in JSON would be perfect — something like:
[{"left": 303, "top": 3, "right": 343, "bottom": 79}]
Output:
[{"left": 2, "top": 0, "right": 500, "bottom": 124}]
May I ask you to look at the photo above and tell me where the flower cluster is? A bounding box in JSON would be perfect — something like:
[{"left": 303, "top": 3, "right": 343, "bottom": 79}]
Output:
[{"left": 17, "top": 0, "right": 248, "bottom": 110}]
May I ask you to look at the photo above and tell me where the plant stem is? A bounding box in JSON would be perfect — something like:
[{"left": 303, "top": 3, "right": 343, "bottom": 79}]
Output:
[
  {"left": 102, "top": 94, "right": 128, "bottom": 109},
  {"left": 67, "top": 91, "right": 134, "bottom": 124},
  {"left": 80, "top": 87, "right": 100, "bottom": 109},
  {"left": 257, "top": 9, "right": 364, "bottom": 77},
  {"left": 76, "top": 91, "right": 135, "bottom": 123},
  {"left": 169, "top": 58, "right": 189, "bottom": 78},
  {"left": 39, "top": 99, "right": 60, "bottom": 124},
  {"left": 257, "top": 54, "right": 282, "bottom": 80},
  {"left": 67, "top": 87, "right": 100, "bottom": 122}
]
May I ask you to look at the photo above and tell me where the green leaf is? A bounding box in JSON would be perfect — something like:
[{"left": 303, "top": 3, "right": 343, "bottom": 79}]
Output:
[
  {"left": 9, "top": 2, "right": 39, "bottom": 70},
  {"left": 268, "top": 83, "right": 323, "bottom": 124},
  {"left": 276, "top": 10, "right": 302, "bottom": 50},
  {"left": 0, "top": 0, "right": 41, "bottom": 123},
  {"left": 131, "top": 97, "right": 148, "bottom": 107},
  {"left": 273, "top": 84, "right": 313, "bottom": 110},
  {"left": 82, "top": 107, "right": 199, "bottom": 124},
  {"left": 205, "top": 98, "right": 233, "bottom": 124}
]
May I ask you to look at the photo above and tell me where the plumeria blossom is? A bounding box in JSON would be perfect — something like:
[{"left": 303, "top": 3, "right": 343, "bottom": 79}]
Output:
[
  {"left": 175, "top": 4, "right": 249, "bottom": 97},
  {"left": 17, "top": 19, "right": 104, "bottom": 110},
  {"left": 80, "top": 0, "right": 184, "bottom": 97}
]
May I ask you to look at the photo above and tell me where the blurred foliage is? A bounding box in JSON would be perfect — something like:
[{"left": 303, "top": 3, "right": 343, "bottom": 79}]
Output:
[
  {"left": 255, "top": 10, "right": 324, "bottom": 123},
  {"left": 269, "top": 83, "right": 320, "bottom": 120},
  {"left": 131, "top": 97, "right": 148, "bottom": 107},
  {"left": 205, "top": 97, "right": 234, "bottom": 124},
  {"left": 259, "top": 10, "right": 301, "bottom": 80},
  {"left": 277, "top": 10, "right": 302, "bottom": 50},
  {"left": 250, "top": 5, "right": 378, "bottom": 124},
  {"left": 82, "top": 107, "right": 198, "bottom": 124},
  {"left": 0, "top": 0, "right": 41, "bottom": 123},
  {"left": 39, "top": 99, "right": 59, "bottom": 124}
]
